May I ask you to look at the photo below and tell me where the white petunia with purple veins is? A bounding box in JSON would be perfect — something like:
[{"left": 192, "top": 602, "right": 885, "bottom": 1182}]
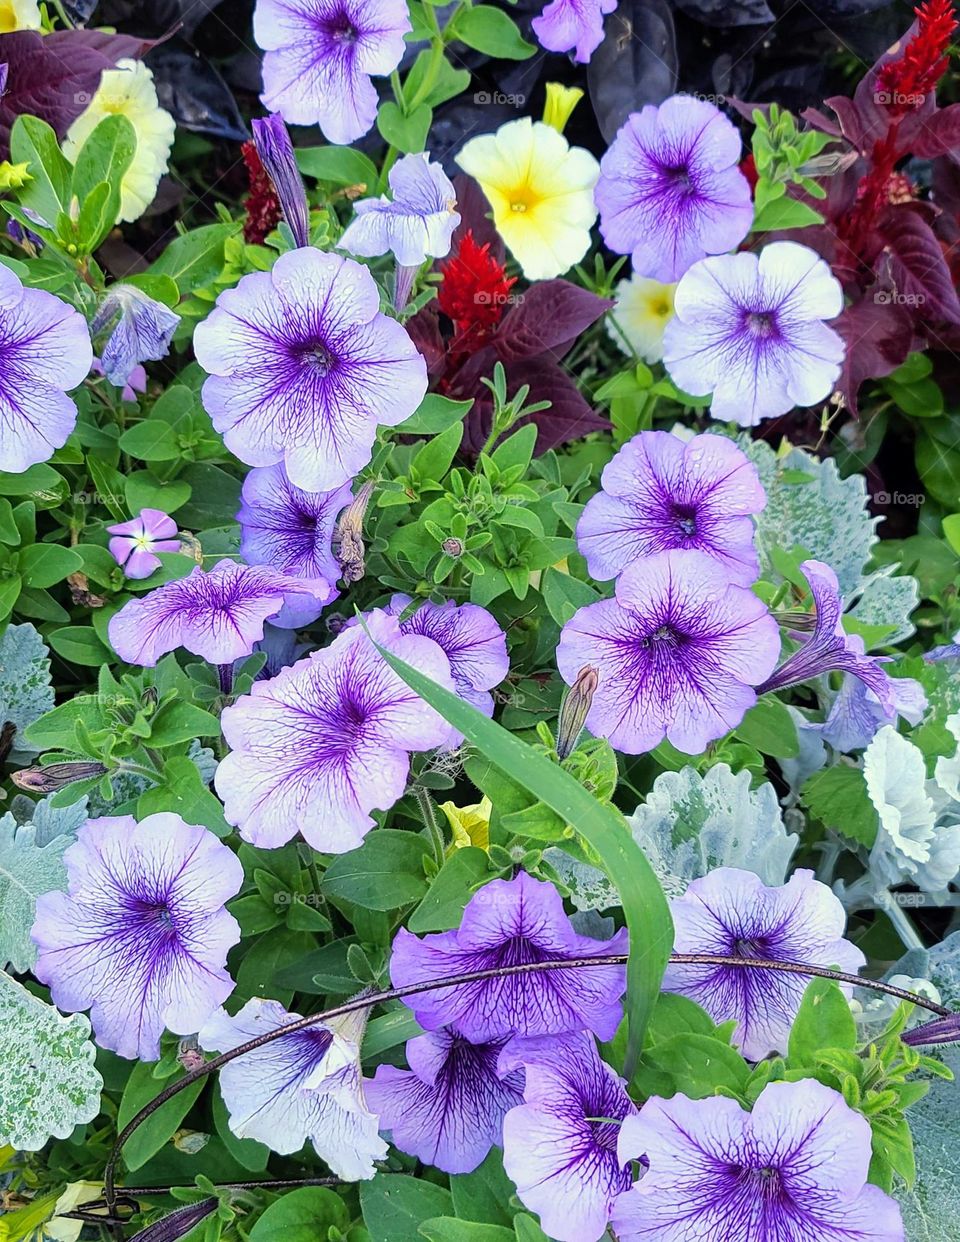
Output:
[
  {"left": 91, "top": 284, "right": 180, "bottom": 389},
  {"left": 339, "top": 153, "right": 460, "bottom": 267},
  {"left": 31, "top": 813, "right": 242, "bottom": 1061},
  {"left": 193, "top": 248, "right": 427, "bottom": 493},
  {"left": 663, "top": 241, "right": 845, "bottom": 426}
]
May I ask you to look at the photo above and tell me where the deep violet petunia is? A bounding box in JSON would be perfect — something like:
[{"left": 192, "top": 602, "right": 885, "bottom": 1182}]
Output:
[
  {"left": 556, "top": 548, "right": 781, "bottom": 756},
  {"left": 31, "top": 813, "right": 242, "bottom": 1061},
  {"left": 338, "top": 152, "right": 460, "bottom": 267},
  {"left": 199, "top": 1000, "right": 387, "bottom": 1180},
  {"left": 108, "top": 558, "right": 336, "bottom": 667},
  {"left": 254, "top": 0, "right": 411, "bottom": 145},
  {"left": 576, "top": 430, "right": 765, "bottom": 585},
  {"left": 107, "top": 508, "right": 180, "bottom": 580},
  {"left": 252, "top": 111, "right": 310, "bottom": 249},
  {"left": 193, "top": 248, "right": 427, "bottom": 493},
  {"left": 610, "top": 1080, "right": 904, "bottom": 1241},
  {"left": 365, "top": 1029, "right": 524, "bottom": 1173},
  {"left": 91, "top": 283, "right": 180, "bottom": 388},
  {"left": 532, "top": 0, "right": 616, "bottom": 64},
  {"left": 662, "top": 867, "right": 865, "bottom": 1060},
  {"left": 389, "top": 870, "right": 628, "bottom": 1043},
  {"left": 238, "top": 462, "right": 353, "bottom": 586},
  {"left": 214, "top": 609, "right": 455, "bottom": 852},
  {"left": 662, "top": 241, "right": 845, "bottom": 426},
  {"left": 595, "top": 95, "right": 754, "bottom": 282},
  {"left": 0, "top": 262, "right": 92, "bottom": 472},
  {"left": 501, "top": 1032, "right": 637, "bottom": 1242}
]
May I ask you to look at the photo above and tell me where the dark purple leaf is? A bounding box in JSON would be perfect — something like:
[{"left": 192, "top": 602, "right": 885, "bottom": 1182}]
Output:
[
  {"left": 673, "top": 0, "right": 773, "bottom": 27},
  {"left": 406, "top": 305, "right": 447, "bottom": 380},
  {"left": 147, "top": 41, "right": 248, "bottom": 141},
  {"left": 495, "top": 281, "right": 612, "bottom": 364},
  {"left": 450, "top": 174, "right": 502, "bottom": 260},
  {"left": 587, "top": 0, "right": 677, "bottom": 143},
  {"left": 834, "top": 295, "right": 915, "bottom": 415},
  {"left": 877, "top": 206, "right": 960, "bottom": 324},
  {"left": 910, "top": 103, "right": 960, "bottom": 159}
]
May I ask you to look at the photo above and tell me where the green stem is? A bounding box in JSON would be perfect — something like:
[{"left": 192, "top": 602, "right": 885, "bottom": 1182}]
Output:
[{"left": 414, "top": 784, "right": 445, "bottom": 868}]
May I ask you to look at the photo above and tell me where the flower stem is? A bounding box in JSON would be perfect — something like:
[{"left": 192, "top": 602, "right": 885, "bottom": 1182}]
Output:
[{"left": 414, "top": 783, "right": 446, "bottom": 868}]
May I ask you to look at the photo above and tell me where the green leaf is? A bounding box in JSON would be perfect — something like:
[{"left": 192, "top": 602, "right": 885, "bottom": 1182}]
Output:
[
  {"left": 412, "top": 421, "right": 463, "bottom": 482},
  {"left": 174, "top": 464, "right": 242, "bottom": 527},
  {"left": 787, "top": 979, "right": 857, "bottom": 1067},
  {"left": 125, "top": 471, "right": 192, "bottom": 515},
  {"left": 734, "top": 696, "right": 799, "bottom": 758},
  {"left": 248, "top": 1187, "right": 349, "bottom": 1242},
  {"left": 399, "top": 394, "right": 473, "bottom": 435},
  {"left": 752, "top": 195, "right": 823, "bottom": 231},
  {"left": 211, "top": 1079, "right": 270, "bottom": 1171},
  {"left": 801, "top": 765, "right": 879, "bottom": 847},
  {"left": 0, "top": 971, "right": 102, "bottom": 1150},
  {"left": 0, "top": 462, "right": 65, "bottom": 502},
  {"left": 0, "top": 621, "right": 54, "bottom": 757},
  {"left": 18, "top": 543, "right": 82, "bottom": 589},
  {"left": 643, "top": 1032, "right": 751, "bottom": 1099},
  {"left": 943, "top": 513, "right": 960, "bottom": 556},
  {"left": 116, "top": 1061, "right": 206, "bottom": 1170},
  {"left": 70, "top": 114, "right": 136, "bottom": 245},
  {"left": 296, "top": 146, "right": 379, "bottom": 188},
  {"left": 322, "top": 830, "right": 428, "bottom": 910},
  {"left": 360, "top": 1173, "right": 454, "bottom": 1242},
  {"left": 451, "top": 1149, "right": 517, "bottom": 1228},
  {"left": 0, "top": 813, "right": 71, "bottom": 972},
  {"left": 119, "top": 419, "right": 181, "bottom": 462},
  {"left": 0, "top": 574, "right": 20, "bottom": 623},
  {"left": 362, "top": 1007, "right": 423, "bottom": 1060},
  {"left": 149, "top": 223, "right": 235, "bottom": 292},
  {"left": 147, "top": 702, "right": 221, "bottom": 746},
  {"left": 377, "top": 102, "right": 432, "bottom": 153},
  {"left": 364, "top": 627, "right": 673, "bottom": 1071},
  {"left": 453, "top": 5, "right": 535, "bottom": 57},
  {"left": 9, "top": 115, "right": 71, "bottom": 227},
  {"left": 540, "top": 567, "right": 600, "bottom": 627},
  {"left": 47, "top": 625, "right": 112, "bottom": 667},
  {"left": 408, "top": 846, "right": 489, "bottom": 932},
  {"left": 421, "top": 1221, "right": 514, "bottom": 1242}
]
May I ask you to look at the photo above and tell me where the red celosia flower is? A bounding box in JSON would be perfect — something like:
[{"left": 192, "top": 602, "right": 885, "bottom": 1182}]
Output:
[
  {"left": 875, "top": 0, "right": 957, "bottom": 117},
  {"left": 242, "top": 140, "right": 281, "bottom": 245},
  {"left": 739, "top": 153, "right": 759, "bottom": 193},
  {"left": 437, "top": 230, "right": 517, "bottom": 356}
]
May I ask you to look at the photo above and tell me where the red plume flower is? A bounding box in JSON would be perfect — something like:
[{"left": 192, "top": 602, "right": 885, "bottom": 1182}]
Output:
[
  {"left": 875, "top": 0, "right": 957, "bottom": 116},
  {"left": 241, "top": 140, "right": 281, "bottom": 245},
  {"left": 437, "top": 230, "right": 517, "bottom": 360}
]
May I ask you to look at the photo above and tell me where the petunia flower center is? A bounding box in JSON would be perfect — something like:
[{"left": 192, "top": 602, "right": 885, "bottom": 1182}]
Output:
[
  {"left": 297, "top": 341, "right": 338, "bottom": 375},
  {"left": 745, "top": 310, "right": 779, "bottom": 338},
  {"left": 325, "top": 11, "right": 360, "bottom": 43},
  {"left": 670, "top": 504, "right": 698, "bottom": 539},
  {"left": 508, "top": 184, "right": 542, "bottom": 214}
]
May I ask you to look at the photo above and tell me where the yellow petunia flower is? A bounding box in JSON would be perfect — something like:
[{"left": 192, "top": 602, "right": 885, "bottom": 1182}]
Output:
[
  {"left": 0, "top": 0, "right": 40, "bottom": 32},
  {"left": 63, "top": 59, "right": 176, "bottom": 225},
  {"left": 456, "top": 118, "right": 598, "bottom": 281},
  {"left": 440, "top": 796, "right": 491, "bottom": 852},
  {"left": 607, "top": 273, "right": 677, "bottom": 363}
]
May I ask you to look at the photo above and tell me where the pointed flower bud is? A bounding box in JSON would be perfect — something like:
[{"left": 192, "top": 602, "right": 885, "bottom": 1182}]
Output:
[
  {"left": 252, "top": 112, "right": 310, "bottom": 250},
  {"left": 543, "top": 82, "right": 584, "bottom": 134},
  {"left": 556, "top": 665, "right": 598, "bottom": 760},
  {"left": 11, "top": 761, "right": 107, "bottom": 793},
  {"left": 335, "top": 480, "right": 375, "bottom": 584}
]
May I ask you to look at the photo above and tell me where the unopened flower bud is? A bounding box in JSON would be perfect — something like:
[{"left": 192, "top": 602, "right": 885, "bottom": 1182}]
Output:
[
  {"left": 442, "top": 537, "right": 464, "bottom": 557},
  {"left": 11, "top": 761, "right": 107, "bottom": 793},
  {"left": 252, "top": 112, "right": 310, "bottom": 249},
  {"left": 556, "top": 665, "right": 598, "bottom": 761},
  {"left": 335, "top": 480, "right": 375, "bottom": 584}
]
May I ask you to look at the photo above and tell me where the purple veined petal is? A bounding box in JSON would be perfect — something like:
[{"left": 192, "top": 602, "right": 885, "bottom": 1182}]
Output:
[
  {"left": 389, "top": 870, "right": 629, "bottom": 1042},
  {"left": 252, "top": 112, "right": 311, "bottom": 249},
  {"left": 661, "top": 867, "right": 865, "bottom": 1059},
  {"left": 501, "top": 1032, "right": 636, "bottom": 1242},
  {"left": 576, "top": 430, "right": 765, "bottom": 584},
  {"left": 556, "top": 549, "right": 781, "bottom": 756},
  {"left": 31, "top": 813, "right": 243, "bottom": 1061},
  {"left": 215, "top": 610, "right": 455, "bottom": 852},
  {"left": 238, "top": 462, "right": 352, "bottom": 585},
  {"left": 339, "top": 153, "right": 460, "bottom": 267},
  {"left": 365, "top": 1029, "right": 525, "bottom": 1173},
  {"left": 92, "top": 284, "right": 180, "bottom": 388},
  {"left": 611, "top": 1080, "right": 904, "bottom": 1241},
  {"left": 595, "top": 95, "right": 754, "bottom": 282},
  {"left": 531, "top": 0, "right": 617, "bottom": 63}
]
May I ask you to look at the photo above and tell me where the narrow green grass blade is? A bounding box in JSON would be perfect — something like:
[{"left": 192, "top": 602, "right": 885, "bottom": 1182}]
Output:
[{"left": 367, "top": 631, "right": 673, "bottom": 1071}]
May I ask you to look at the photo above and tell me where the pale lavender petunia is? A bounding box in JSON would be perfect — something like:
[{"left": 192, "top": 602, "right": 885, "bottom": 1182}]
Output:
[
  {"left": 611, "top": 1080, "right": 904, "bottom": 1241},
  {"left": 254, "top": 0, "right": 411, "bottom": 145},
  {"left": 662, "top": 867, "right": 865, "bottom": 1060},
  {"left": 339, "top": 153, "right": 460, "bottom": 267},
  {"left": 91, "top": 284, "right": 180, "bottom": 388},
  {"left": 389, "top": 871, "right": 628, "bottom": 1043},
  {"left": 663, "top": 241, "right": 845, "bottom": 426},
  {"left": 215, "top": 609, "right": 455, "bottom": 851},
  {"left": 252, "top": 112, "right": 310, "bottom": 249},
  {"left": 108, "top": 558, "right": 336, "bottom": 667},
  {"left": 193, "top": 248, "right": 427, "bottom": 493},
  {"left": 31, "top": 813, "right": 242, "bottom": 1060},
  {"left": 532, "top": 0, "right": 616, "bottom": 62},
  {"left": 595, "top": 95, "right": 754, "bottom": 282},
  {"left": 365, "top": 1029, "right": 524, "bottom": 1173},
  {"left": 576, "top": 430, "right": 765, "bottom": 585},
  {"left": 238, "top": 462, "right": 352, "bottom": 586},
  {"left": 556, "top": 548, "right": 781, "bottom": 756},
  {"left": 0, "top": 263, "right": 92, "bottom": 472},
  {"left": 760, "top": 560, "right": 915, "bottom": 720},
  {"left": 199, "top": 1000, "right": 387, "bottom": 1179},
  {"left": 502, "top": 1032, "right": 636, "bottom": 1242},
  {"left": 107, "top": 508, "right": 180, "bottom": 580},
  {"left": 820, "top": 667, "right": 927, "bottom": 753}
]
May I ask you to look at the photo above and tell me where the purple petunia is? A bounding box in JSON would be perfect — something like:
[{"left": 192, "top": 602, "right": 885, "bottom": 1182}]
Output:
[
  {"left": 502, "top": 1032, "right": 637, "bottom": 1242},
  {"left": 389, "top": 871, "right": 628, "bottom": 1043},
  {"left": 238, "top": 462, "right": 353, "bottom": 586},
  {"left": 31, "top": 813, "right": 242, "bottom": 1061},
  {"left": 556, "top": 548, "right": 781, "bottom": 755},
  {"left": 107, "top": 508, "right": 180, "bottom": 580},
  {"left": 820, "top": 668, "right": 927, "bottom": 753},
  {"left": 576, "top": 430, "right": 765, "bottom": 585},
  {"left": 611, "top": 1080, "right": 904, "bottom": 1240},
  {"left": 532, "top": 0, "right": 616, "bottom": 64},
  {"left": 108, "top": 559, "right": 336, "bottom": 667},
  {"left": 91, "top": 284, "right": 180, "bottom": 389},
  {"left": 215, "top": 610, "right": 455, "bottom": 852},
  {"left": 662, "top": 867, "right": 865, "bottom": 1060},
  {"left": 365, "top": 1029, "right": 524, "bottom": 1173},
  {"left": 0, "top": 263, "right": 92, "bottom": 473},
  {"left": 663, "top": 241, "right": 845, "bottom": 426},
  {"left": 252, "top": 112, "right": 310, "bottom": 249},
  {"left": 254, "top": 0, "right": 411, "bottom": 145},
  {"left": 595, "top": 95, "right": 754, "bottom": 283},
  {"left": 338, "top": 153, "right": 460, "bottom": 267},
  {"left": 193, "top": 248, "right": 427, "bottom": 493},
  {"left": 199, "top": 1000, "right": 387, "bottom": 1179}
]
